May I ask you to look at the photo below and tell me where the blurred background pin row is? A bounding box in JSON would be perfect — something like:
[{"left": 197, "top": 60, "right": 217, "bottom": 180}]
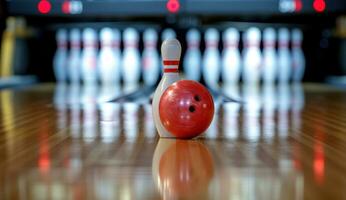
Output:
[{"left": 52, "top": 26, "right": 305, "bottom": 87}]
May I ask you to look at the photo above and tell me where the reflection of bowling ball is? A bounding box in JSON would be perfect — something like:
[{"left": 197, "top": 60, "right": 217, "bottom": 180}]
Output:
[
  {"left": 159, "top": 80, "right": 214, "bottom": 139},
  {"left": 158, "top": 140, "right": 214, "bottom": 199}
]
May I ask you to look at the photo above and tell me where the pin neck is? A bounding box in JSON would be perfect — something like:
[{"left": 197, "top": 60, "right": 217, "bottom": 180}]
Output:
[
  {"left": 125, "top": 42, "right": 137, "bottom": 48},
  {"left": 206, "top": 42, "right": 218, "bottom": 48},
  {"left": 84, "top": 43, "right": 97, "bottom": 48},
  {"left": 163, "top": 60, "right": 179, "bottom": 73},
  {"left": 263, "top": 42, "right": 275, "bottom": 48},
  {"left": 71, "top": 42, "right": 80, "bottom": 48},
  {"left": 224, "top": 42, "right": 238, "bottom": 48},
  {"left": 57, "top": 42, "right": 67, "bottom": 48},
  {"left": 101, "top": 42, "right": 112, "bottom": 48},
  {"left": 292, "top": 42, "right": 301, "bottom": 48},
  {"left": 279, "top": 42, "right": 289, "bottom": 48},
  {"left": 244, "top": 42, "right": 259, "bottom": 48},
  {"left": 145, "top": 42, "right": 156, "bottom": 48},
  {"left": 112, "top": 42, "right": 120, "bottom": 48},
  {"left": 187, "top": 42, "right": 199, "bottom": 48}
]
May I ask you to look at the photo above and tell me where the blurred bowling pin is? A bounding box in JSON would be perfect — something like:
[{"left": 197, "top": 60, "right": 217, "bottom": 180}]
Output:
[
  {"left": 81, "top": 28, "right": 98, "bottom": 84},
  {"left": 68, "top": 29, "right": 81, "bottom": 84},
  {"left": 152, "top": 39, "right": 181, "bottom": 138},
  {"left": 203, "top": 28, "right": 221, "bottom": 89},
  {"left": 291, "top": 28, "right": 305, "bottom": 82},
  {"left": 262, "top": 28, "right": 277, "bottom": 85},
  {"left": 222, "top": 28, "right": 241, "bottom": 85},
  {"left": 53, "top": 29, "right": 68, "bottom": 82},
  {"left": 98, "top": 27, "right": 121, "bottom": 85},
  {"left": 122, "top": 28, "right": 140, "bottom": 87},
  {"left": 277, "top": 28, "right": 291, "bottom": 84},
  {"left": 242, "top": 27, "right": 261, "bottom": 85},
  {"left": 184, "top": 28, "right": 202, "bottom": 81},
  {"left": 142, "top": 28, "right": 160, "bottom": 86}
]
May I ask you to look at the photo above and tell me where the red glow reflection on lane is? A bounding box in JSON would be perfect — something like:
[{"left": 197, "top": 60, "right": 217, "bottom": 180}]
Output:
[
  {"left": 38, "top": 120, "right": 51, "bottom": 174},
  {"left": 313, "top": 123, "right": 325, "bottom": 185},
  {"left": 314, "top": 142, "right": 325, "bottom": 184}
]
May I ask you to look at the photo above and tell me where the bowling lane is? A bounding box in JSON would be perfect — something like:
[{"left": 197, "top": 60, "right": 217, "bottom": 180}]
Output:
[{"left": 0, "top": 83, "right": 346, "bottom": 199}]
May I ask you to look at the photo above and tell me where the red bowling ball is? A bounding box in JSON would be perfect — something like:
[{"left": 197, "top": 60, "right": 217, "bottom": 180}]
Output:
[{"left": 159, "top": 80, "right": 214, "bottom": 139}]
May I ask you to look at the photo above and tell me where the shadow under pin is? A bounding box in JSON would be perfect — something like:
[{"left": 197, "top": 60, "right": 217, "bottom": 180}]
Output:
[
  {"left": 206, "top": 85, "right": 244, "bottom": 104},
  {"left": 108, "top": 85, "right": 156, "bottom": 103}
]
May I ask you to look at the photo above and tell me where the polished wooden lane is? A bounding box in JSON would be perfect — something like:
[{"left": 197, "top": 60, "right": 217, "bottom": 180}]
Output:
[{"left": 0, "top": 83, "right": 346, "bottom": 200}]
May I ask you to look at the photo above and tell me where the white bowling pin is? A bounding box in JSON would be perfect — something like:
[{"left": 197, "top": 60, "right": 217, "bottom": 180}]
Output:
[
  {"left": 203, "top": 28, "right": 221, "bottom": 89},
  {"left": 68, "top": 28, "right": 81, "bottom": 84},
  {"left": 98, "top": 27, "right": 121, "bottom": 85},
  {"left": 53, "top": 29, "right": 68, "bottom": 82},
  {"left": 242, "top": 27, "right": 262, "bottom": 85},
  {"left": 122, "top": 28, "right": 141, "bottom": 87},
  {"left": 222, "top": 27, "right": 241, "bottom": 85},
  {"left": 262, "top": 27, "right": 277, "bottom": 85},
  {"left": 152, "top": 39, "right": 181, "bottom": 138},
  {"left": 184, "top": 28, "right": 202, "bottom": 81},
  {"left": 278, "top": 28, "right": 291, "bottom": 83},
  {"left": 291, "top": 28, "right": 305, "bottom": 82},
  {"left": 81, "top": 28, "right": 98, "bottom": 84},
  {"left": 142, "top": 28, "right": 160, "bottom": 86}
]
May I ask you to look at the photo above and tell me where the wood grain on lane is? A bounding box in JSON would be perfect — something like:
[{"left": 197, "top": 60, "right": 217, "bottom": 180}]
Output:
[{"left": 0, "top": 83, "right": 346, "bottom": 200}]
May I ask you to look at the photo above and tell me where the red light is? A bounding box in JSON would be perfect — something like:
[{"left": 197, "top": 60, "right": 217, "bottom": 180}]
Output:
[
  {"left": 167, "top": 0, "right": 180, "bottom": 13},
  {"left": 38, "top": 0, "right": 51, "bottom": 14},
  {"left": 62, "top": 1, "right": 70, "bottom": 14},
  {"left": 313, "top": 0, "right": 326, "bottom": 12},
  {"left": 295, "top": 0, "right": 303, "bottom": 12}
]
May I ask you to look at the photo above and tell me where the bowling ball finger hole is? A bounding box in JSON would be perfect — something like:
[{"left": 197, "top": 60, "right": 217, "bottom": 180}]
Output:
[
  {"left": 189, "top": 105, "right": 196, "bottom": 113},
  {"left": 194, "top": 95, "right": 201, "bottom": 102}
]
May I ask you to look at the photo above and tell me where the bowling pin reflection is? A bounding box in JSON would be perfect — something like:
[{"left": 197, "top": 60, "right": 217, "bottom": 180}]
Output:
[
  {"left": 68, "top": 83, "right": 81, "bottom": 138},
  {"left": 291, "top": 83, "right": 304, "bottom": 132},
  {"left": 222, "top": 84, "right": 241, "bottom": 140},
  {"left": 277, "top": 83, "right": 291, "bottom": 138},
  {"left": 152, "top": 139, "right": 214, "bottom": 199},
  {"left": 82, "top": 83, "right": 98, "bottom": 142},
  {"left": 100, "top": 103, "right": 121, "bottom": 143},
  {"left": 242, "top": 84, "right": 261, "bottom": 141},
  {"left": 143, "top": 104, "right": 156, "bottom": 138},
  {"left": 98, "top": 84, "right": 121, "bottom": 103},
  {"left": 123, "top": 103, "right": 139, "bottom": 140},
  {"left": 262, "top": 84, "right": 277, "bottom": 140},
  {"left": 205, "top": 98, "right": 220, "bottom": 139},
  {"left": 54, "top": 83, "right": 68, "bottom": 131}
]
